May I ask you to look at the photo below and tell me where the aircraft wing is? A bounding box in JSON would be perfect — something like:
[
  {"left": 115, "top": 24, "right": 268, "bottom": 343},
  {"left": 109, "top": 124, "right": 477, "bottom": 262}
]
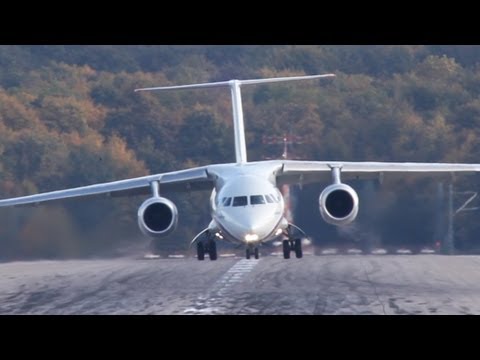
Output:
[
  {"left": 276, "top": 160, "right": 480, "bottom": 186},
  {"left": 0, "top": 166, "right": 213, "bottom": 207}
]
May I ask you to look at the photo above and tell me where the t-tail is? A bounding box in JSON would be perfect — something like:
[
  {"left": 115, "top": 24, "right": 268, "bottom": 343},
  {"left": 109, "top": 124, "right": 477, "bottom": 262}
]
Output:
[{"left": 135, "top": 74, "right": 336, "bottom": 164}]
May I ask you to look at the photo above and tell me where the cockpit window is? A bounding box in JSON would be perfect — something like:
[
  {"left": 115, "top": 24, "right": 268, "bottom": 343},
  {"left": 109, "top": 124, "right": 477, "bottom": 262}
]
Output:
[
  {"left": 232, "top": 196, "right": 248, "bottom": 207},
  {"left": 222, "top": 197, "right": 232, "bottom": 206},
  {"left": 270, "top": 193, "right": 280, "bottom": 203},
  {"left": 250, "top": 195, "right": 266, "bottom": 205},
  {"left": 265, "top": 194, "right": 274, "bottom": 203}
]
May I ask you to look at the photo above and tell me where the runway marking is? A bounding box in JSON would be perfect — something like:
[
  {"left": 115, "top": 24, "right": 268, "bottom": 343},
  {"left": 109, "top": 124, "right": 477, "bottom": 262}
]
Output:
[
  {"left": 143, "top": 254, "right": 160, "bottom": 259},
  {"left": 321, "top": 248, "right": 339, "bottom": 255},
  {"left": 183, "top": 259, "right": 260, "bottom": 314},
  {"left": 361, "top": 260, "right": 386, "bottom": 315},
  {"left": 420, "top": 249, "right": 436, "bottom": 254},
  {"left": 346, "top": 248, "right": 363, "bottom": 254}
]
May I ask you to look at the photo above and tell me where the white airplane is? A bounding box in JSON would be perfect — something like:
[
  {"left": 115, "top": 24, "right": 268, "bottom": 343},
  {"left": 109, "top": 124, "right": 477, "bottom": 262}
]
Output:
[{"left": 1, "top": 74, "right": 480, "bottom": 261}]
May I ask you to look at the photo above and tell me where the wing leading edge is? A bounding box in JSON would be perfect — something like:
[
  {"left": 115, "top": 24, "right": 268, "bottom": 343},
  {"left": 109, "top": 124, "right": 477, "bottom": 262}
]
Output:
[{"left": 0, "top": 166, "right": 212, "bottom": 207}]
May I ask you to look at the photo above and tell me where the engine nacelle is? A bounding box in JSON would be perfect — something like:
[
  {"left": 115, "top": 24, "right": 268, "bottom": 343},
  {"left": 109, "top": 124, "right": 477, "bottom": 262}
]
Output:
[
  {"left": 319, "top": 183, "right": 359, "bottom": 226},
  {"left": 137, "top": 197, "right": 178, "bottom": 238}
]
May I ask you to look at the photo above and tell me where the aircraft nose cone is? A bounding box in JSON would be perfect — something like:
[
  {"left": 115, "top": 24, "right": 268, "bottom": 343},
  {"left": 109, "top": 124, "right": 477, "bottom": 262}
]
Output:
[
  {"left": 244, "top": 219, "right": 264, "bottom": 233},
  {"left": 242, "top": 214, "right": 273, "bottom": 238},
  {"left": 219, "top": 205, "right": 280, "bottom": 242}
]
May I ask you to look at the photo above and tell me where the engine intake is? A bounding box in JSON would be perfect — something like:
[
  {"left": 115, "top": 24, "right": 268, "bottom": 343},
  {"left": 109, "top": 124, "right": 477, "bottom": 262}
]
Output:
[
  {"left": 319, "top": 183, "right": 359, "bottom": 226},
  {"left": 138, "top": 197, "right": 178, "bottom": 237}
]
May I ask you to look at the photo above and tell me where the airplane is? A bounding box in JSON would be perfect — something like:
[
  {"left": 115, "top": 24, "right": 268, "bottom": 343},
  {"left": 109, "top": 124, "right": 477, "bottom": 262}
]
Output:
[{"left": 1, "top": 74, "right": 480, "bottom": 261}]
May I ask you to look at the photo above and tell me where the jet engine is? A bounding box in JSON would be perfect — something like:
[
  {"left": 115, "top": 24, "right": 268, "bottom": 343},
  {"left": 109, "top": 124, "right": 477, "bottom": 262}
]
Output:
[
  {"left": 137, "top": 197, "right": 178, "bottom": 237},
  {"left": 319, "top": 183, "right": 359, "bottom": 226}
]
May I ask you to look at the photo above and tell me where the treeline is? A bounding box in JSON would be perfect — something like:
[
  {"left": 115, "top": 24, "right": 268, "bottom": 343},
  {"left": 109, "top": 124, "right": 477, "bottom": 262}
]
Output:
[{"left": 1, "top": 45, "right": 480, "bottom": 259}]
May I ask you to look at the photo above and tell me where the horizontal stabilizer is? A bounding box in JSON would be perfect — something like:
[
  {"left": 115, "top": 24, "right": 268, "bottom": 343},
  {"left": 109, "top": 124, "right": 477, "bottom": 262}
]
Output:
[{"left": 134, "top": 74, "right": 335, "bottom": 92}]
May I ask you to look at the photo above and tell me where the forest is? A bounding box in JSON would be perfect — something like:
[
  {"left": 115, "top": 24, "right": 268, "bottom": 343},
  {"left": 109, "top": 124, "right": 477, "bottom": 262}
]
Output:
[{"left": 1, "top": 45, "right": 480, "bottom": 259}]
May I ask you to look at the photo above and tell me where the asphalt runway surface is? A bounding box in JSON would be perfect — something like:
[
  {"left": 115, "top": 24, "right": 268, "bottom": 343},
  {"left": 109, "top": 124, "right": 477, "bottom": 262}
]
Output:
[{"left": 1, "top": 253, "right": 480, "bottom": 314}]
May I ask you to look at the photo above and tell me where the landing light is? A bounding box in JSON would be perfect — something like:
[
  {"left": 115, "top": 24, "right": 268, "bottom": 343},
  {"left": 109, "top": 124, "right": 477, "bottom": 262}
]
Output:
[
  {"left": 275, "top": 228, "right": 283, "bottom": 236},
  {"left": 215, "top": 232, "right": 224, "bottom": 239},
  {"left": 245, "top": 234, "right": 259, "bottom": 242}
]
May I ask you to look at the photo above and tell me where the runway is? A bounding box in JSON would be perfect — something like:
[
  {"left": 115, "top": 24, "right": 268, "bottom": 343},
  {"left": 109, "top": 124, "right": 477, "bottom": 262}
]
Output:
[{"left": 1, "top": 254, "right": 480, "bottom": 314}]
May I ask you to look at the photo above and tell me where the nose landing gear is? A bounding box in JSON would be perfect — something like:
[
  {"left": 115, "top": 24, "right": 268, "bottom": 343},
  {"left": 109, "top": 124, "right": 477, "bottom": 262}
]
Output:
[{"left": 245, "top": 246, "right": 260, "bottom": 259}]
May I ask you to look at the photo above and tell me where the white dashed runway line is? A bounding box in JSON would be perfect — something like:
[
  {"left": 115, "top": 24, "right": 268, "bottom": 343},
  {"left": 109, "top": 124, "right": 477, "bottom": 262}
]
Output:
[{"left": 183, "top": 259, "right": 260, "bottom": 314}]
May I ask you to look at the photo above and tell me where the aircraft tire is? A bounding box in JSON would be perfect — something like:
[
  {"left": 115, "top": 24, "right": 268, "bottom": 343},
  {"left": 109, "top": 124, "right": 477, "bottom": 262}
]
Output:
[
  {"left": 283, "top": 240, "right": 290, "bottom": 259},
  {"left": 197, "top": 242, "right": 205, "bottom": 261},
  {"left": 209, "top": 241, "right": 217, "bottom": 260},
  {"left": 294, "top": 238, "right": 303, "bottom": 259}
]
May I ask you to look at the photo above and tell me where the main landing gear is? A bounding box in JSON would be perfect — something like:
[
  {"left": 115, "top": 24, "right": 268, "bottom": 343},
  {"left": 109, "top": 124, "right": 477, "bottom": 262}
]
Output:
[
  {"left": 245, "top": 247, "right": 260, "bottom": 260},
  {"left": 282, "top": 238, "right": 302, "bottom": 259},
  {"left": 282, "top": 224, "right": 304, "bottom": 259},
  {"left": 197, "top": 238, "right": 217, "bottom": 261}
]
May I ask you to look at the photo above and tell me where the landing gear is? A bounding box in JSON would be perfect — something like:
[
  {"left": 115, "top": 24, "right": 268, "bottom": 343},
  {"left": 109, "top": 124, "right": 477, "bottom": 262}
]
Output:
[
  {"left": 294, "top": 238, "right": 303, "bottom": 259},
  {"left": 283, "top": 239, "right": 302, "bottom": 259},
  {"left": 283, "top": 240, "right": 290, "bottom": 259},
  {"left": 197, "top": 242, "right": 205, "bottom": 261},
  {"left": 208, "top": 240, "right": 217, "bottom": 261},
  {"left": 196, "top": 238, "right": 217, "bottom": 261},
  {"left": 282, "top": 224, "right": 305, "bottom": 260},
  {"left": 246, "top": 247, "right": 260, "bottom": 260}
]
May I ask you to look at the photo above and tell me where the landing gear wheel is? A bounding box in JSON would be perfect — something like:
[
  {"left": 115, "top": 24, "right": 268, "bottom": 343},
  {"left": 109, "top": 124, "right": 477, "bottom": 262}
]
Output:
[
  {"left": 246, "top": 248, "right": 251, "bottom": 260},
  {"left": 197, "top": 242, "right": 205, "bottom": 261},
  {"left": 208, "top": 241, "right": 217, "bottom": 261},
  {"left": 294, "top": 238, "right": 303, "bottom": 259},
  {"left": 283, "top": 240, "right": 290, "bottom": 259},
  {"left": 254, "top": 247, "right": 259, "bottom": 259}
]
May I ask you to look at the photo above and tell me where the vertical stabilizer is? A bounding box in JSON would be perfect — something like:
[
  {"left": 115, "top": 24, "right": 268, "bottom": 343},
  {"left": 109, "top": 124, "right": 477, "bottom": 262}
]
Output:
[{"left": 135, "top": 73, "right": 335, "bottom": 164}]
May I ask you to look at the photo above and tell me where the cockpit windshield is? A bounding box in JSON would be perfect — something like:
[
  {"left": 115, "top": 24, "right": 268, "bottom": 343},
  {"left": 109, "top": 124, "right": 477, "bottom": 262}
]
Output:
[
  {"left": 225, "top": 194, "right": 279, "bottom": 207},
  {"left": 232, "top": 196, "right": 248, "bottom": 207},
  {"left": 250, "top": 195, "right": 266, "bottom": 205}
]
